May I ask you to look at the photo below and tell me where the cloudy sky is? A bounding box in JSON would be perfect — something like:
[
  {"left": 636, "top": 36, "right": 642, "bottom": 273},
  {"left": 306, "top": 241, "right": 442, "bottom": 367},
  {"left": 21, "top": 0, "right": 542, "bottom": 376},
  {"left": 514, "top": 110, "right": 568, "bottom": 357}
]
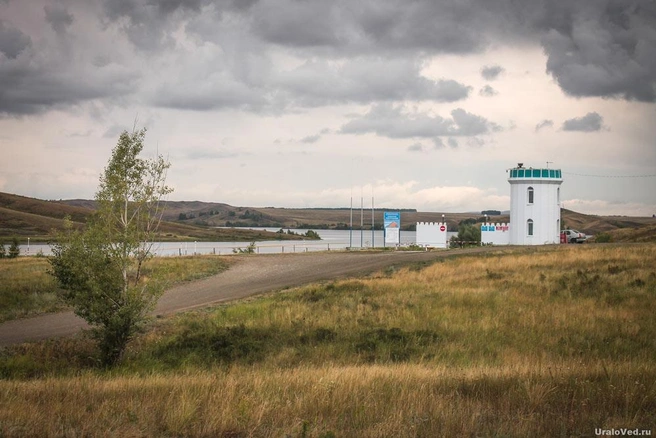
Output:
[{"left": 1, "top": 0, "right": 655, "bottom": 216}]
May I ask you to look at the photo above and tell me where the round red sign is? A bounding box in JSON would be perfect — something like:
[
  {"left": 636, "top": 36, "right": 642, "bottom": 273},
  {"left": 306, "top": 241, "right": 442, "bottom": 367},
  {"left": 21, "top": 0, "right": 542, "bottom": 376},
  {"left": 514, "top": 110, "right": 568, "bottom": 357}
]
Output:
[{"left": 440, "top": 225, "right": 446, "bottom": 232}]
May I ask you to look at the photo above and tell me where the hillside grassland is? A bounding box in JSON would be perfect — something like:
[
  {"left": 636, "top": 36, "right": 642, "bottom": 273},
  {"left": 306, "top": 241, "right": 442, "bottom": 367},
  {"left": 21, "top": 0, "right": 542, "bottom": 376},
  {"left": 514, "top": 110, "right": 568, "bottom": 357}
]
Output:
[
  {"left": 0, "top": 191, "right": 313, "bottom": 242},
  {"left": 1, "top": 244, "right": 655, "bottom": 437}
]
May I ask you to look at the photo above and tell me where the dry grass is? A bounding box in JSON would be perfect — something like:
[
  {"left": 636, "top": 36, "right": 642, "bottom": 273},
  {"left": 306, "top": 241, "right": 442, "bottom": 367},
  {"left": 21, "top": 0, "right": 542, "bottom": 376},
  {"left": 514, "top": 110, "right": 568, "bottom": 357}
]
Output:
[
  {"left": 0, "top": 363, "right": 653, "bottom": 437},
  {"left": 1, "top": 244, "right": 655, "bottom": 436}
]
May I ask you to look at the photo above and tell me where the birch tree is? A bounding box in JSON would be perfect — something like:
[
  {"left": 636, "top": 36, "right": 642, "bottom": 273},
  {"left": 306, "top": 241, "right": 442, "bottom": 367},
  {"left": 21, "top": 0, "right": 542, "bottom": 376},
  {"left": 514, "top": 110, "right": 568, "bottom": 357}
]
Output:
[{"left": 50, "top": 128, "right": 172, "bottom": 366}]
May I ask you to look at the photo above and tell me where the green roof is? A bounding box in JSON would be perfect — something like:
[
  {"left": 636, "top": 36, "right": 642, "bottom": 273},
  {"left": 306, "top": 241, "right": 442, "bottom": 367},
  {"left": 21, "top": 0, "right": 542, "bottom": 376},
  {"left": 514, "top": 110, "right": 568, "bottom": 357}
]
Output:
[{"left": 509, "top": 168, "right": 562, "bottom": 179}]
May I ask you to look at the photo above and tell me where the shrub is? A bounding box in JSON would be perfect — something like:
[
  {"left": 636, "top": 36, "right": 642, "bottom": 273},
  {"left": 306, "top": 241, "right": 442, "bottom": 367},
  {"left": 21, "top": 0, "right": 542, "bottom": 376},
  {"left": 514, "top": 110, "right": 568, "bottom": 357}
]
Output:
[
  {"left": 595, "top": 232, "right": 613, "bottom": 243},
  {"left": 8, "top": 238, "right": 20, "bottom": 259}
]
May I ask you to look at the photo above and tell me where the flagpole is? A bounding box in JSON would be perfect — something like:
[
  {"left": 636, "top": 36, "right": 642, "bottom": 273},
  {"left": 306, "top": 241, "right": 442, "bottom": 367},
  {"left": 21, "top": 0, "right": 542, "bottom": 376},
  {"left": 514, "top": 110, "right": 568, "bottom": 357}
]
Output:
[
  {"left": 360, "top": 186, "right": 364, "bottom": 248},
  {"left": 349, "top": 187, "right": 353, "bottom": 249},
  {"left": 371, "top": 186, "right": 374, "bottom": 248}
]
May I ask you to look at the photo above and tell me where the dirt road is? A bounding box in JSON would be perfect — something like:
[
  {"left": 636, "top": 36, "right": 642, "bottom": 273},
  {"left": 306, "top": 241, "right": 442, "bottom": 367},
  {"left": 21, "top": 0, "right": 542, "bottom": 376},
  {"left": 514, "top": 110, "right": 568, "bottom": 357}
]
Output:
[{"left": 0, "top": 247, "right": 507, "bottom": 346}]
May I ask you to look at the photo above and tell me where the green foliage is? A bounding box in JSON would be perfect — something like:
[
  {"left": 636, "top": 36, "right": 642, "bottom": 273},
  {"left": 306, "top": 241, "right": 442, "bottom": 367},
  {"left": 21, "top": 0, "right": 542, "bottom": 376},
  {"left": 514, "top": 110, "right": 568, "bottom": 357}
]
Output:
[
  {"left": 49, "top": 128, "right": 172, "bottom": 366},
  {"left": 0, "top": 242, "right": 5, "bottom": 258},
  {"left": 304, "top": 230, "right": 320, "bottom": 239},
  {"left": 7, "top": 238, "right": 20, "bottom": 259},
  {"left": 450, "top": 224, "right": 481, "bottom": 247},
  {"left": 595, "top": 232, "right": 613, "bottom": 243}
]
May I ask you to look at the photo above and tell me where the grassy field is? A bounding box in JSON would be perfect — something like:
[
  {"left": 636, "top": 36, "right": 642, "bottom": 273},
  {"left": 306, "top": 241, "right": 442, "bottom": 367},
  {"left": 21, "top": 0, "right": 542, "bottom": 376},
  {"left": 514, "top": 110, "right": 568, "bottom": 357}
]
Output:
[
  {"left": 0, "top": 256, "right": 231, "bottom": 323},
  {"left": 1, "top": 244, "right": 655, "bottom": 436}
]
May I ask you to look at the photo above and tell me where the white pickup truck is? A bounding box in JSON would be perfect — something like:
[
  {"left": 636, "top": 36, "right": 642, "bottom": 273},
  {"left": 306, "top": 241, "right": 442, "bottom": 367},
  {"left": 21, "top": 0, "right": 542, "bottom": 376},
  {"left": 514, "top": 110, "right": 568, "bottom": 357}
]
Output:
[{"left": 562, "top": 229, "right": 587, "bottom": 244}]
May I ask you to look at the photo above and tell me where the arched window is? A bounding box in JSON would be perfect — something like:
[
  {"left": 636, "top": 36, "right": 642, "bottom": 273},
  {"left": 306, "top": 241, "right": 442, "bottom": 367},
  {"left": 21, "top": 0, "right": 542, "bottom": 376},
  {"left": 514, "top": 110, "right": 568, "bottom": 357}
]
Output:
[
  {"left": 527, "top": 219, "right": 534, "bottom": 236},
  {"left": 527, "top": 187, "right": 534, "bottom": 204}
]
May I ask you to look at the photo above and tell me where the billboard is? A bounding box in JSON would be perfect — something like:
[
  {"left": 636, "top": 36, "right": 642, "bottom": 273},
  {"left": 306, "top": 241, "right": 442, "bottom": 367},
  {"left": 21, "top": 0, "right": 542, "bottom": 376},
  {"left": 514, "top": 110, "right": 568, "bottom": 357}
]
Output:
[{"left": 384, "top": 211, "right": 400, "bottom": 245}]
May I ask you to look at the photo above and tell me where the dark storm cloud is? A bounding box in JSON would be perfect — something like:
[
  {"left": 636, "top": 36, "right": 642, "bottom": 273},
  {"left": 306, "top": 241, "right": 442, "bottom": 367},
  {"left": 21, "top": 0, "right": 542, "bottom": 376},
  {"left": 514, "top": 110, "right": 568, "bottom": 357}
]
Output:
[
  {"left": 3, "top": 0, "right": 656, "bottom": 118},
  {"left": 251, "top": 0, "right": 488, "bottom": 54},
  {"left": 101, "top": 0, "right": 204, "bottom": 50},
  {"left": 0, "top": 21, "right": 31, "bottom": 59},
  {"left": 251, "top": 0, "right": 656, "bottom": 102},
  {"left": 276, "top": 59, "right": 471, "bottom": 106},
  {"left": 535, "top": 119, "right": 554, "bottom": 132},
  {"left": 0, "top": 54, "right": 140, "bottom": 116},
  {"left": 535, "top": 1, "right": 656, "bottom": 102},
  {"left": 151, "top": 80, "right": 267, "bottom": 111},
  {"left": 340, "top": 104, "right": 500, "bottom": 142},
  {"left": 562, "top": 112, "right": 605, "bottom": 132},
  {"left": 481, "top": 65, "right": 504, "bottom": 80},
  {"left": 44, "top": 5, "right": 74, "bottom": 34}
]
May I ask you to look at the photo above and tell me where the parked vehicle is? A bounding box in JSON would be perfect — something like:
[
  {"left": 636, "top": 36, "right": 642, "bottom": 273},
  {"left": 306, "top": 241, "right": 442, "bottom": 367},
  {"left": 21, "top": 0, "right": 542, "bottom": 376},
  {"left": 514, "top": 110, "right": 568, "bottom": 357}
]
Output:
[{"left": 562, "top": 229, "right": 587, "bottom": 244}]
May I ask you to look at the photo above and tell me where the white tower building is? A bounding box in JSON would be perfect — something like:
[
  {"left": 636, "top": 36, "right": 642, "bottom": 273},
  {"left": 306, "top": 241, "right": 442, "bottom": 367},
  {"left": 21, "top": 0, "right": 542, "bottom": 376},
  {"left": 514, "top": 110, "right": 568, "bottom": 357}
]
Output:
[{"left": 508, "top": 164, "right": 563, "bottom": 245}]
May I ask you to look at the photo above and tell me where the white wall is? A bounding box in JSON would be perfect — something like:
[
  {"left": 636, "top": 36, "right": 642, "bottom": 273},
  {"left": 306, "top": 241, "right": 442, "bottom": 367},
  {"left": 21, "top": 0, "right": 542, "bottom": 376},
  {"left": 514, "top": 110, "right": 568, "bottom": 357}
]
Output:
[
  {"left": 509, "top": 178, "right": 561, "bottom": 245},
  {"left": 481, "top": 223, "right": 511, "bottom": 245},
  {"left": 416, "top": 222, "right": 448, "bottom": 248}
]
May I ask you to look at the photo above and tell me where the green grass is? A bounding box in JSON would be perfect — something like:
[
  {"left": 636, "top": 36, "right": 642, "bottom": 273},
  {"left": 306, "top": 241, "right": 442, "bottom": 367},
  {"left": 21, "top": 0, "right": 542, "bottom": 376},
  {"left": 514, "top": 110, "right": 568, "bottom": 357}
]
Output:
[
  {"left": 0, "top": 255, "right": 231, "bottom": 323},
  {"left": 0, "top": 258, "right": 65, "bottom": 322}
]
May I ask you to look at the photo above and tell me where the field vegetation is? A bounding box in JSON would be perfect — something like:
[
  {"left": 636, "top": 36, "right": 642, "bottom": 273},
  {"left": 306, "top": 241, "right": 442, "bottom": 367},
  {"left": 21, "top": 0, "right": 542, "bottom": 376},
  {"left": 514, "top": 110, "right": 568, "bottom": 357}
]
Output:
[
  {"left": 1, "top": 244, "right": 655, "bottom": 436},
  {"left": 0, "top": 256, "right": 231, "bottom": 323}
]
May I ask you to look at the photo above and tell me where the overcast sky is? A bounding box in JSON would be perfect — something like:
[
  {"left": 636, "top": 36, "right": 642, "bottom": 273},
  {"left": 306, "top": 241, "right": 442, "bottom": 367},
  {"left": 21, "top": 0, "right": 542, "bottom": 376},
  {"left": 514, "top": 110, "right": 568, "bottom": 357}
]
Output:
[{"left": 1, "top": 0, "right": 655, "bottom": 216}]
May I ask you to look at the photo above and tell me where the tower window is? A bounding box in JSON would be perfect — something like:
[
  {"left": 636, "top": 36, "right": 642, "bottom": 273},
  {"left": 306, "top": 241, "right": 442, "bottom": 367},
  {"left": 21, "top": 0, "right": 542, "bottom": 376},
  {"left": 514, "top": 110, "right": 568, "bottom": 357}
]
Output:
[
  {"left": 527, "top": 187, "right": 534, "bottom": 204},
  {"left": 527, "top": 219, "right": 534, "bottom": 236}
]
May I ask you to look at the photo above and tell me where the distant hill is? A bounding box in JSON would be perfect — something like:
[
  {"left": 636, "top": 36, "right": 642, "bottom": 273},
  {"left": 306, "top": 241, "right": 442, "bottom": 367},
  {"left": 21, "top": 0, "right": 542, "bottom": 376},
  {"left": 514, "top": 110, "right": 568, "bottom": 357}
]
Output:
[
  {"left": 601, "top": 224, "right": 656, "bottom": 242},
  {"left": 60, "top": 199, "right": 652, "bottom": 235},
  {"left": 560, "top": 209, "right": 655, "bottom": 235},
  {"left": 4, "top": 192, "right": 654, "bottom": 242},
  {"left": 0, "top": 193, "right": 306, "bottom": 243}
]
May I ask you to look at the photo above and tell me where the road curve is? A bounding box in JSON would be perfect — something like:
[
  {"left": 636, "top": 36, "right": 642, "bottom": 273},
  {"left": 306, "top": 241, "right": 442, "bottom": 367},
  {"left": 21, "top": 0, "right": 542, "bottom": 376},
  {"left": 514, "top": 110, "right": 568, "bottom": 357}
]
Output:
[{"left": 0, "top": 247, "right": 509, "bottom": 346}]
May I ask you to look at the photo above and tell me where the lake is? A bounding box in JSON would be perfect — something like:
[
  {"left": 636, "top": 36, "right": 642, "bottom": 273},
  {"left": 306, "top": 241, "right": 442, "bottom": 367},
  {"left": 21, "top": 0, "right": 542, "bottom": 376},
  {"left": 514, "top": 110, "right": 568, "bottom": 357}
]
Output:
[{"left": 18, "top": 228, "right": 458, "bottom": 256}]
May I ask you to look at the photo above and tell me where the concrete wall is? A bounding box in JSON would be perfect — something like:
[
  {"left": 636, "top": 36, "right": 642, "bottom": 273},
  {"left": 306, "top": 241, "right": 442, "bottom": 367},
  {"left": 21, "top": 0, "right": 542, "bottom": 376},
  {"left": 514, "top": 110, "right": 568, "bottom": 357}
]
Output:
[
  {"left": 481, "top": 223, "right": 510, "bottom": 245},
  {"left": 416, "top": 222, "right": 448, "bottom": 248}
]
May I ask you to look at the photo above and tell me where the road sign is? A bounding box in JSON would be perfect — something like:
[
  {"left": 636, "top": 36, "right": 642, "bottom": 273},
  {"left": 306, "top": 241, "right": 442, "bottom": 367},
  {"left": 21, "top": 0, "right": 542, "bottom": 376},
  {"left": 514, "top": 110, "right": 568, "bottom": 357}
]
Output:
[{"left": 384, "top": 211, "right": 400, "bottom": 245}]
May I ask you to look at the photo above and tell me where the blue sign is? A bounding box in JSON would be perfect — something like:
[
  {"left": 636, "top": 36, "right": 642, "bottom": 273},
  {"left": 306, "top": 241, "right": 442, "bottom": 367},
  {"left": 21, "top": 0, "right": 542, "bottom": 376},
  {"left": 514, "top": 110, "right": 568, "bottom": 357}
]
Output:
[
  {"left": 384, "top": 211, "right": 400, "bottom": 228},
  {"left": 384, "top": 211, "right": 400, "bottom": 244}
]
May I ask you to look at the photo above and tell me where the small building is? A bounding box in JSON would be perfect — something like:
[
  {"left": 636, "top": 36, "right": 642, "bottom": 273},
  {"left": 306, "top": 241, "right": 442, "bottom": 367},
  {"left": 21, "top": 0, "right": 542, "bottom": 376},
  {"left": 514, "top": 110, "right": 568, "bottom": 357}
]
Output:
[{"left": 508, "top": 164, "right": 562, "bottom": 245}]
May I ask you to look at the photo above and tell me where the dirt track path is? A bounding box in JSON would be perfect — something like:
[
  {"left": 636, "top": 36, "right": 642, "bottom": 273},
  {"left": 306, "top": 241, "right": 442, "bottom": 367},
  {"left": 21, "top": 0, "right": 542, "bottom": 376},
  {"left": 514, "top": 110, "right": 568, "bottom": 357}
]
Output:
[{"left": 0, "top": 247, "right": 506, "bottom": 346}]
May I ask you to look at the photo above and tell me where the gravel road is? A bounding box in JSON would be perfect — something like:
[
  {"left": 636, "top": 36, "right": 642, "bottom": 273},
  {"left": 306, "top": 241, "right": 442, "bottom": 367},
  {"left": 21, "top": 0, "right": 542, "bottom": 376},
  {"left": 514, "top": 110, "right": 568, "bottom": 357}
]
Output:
[{"left": 0, "top": 247, "right": 506, "bottom": 346}]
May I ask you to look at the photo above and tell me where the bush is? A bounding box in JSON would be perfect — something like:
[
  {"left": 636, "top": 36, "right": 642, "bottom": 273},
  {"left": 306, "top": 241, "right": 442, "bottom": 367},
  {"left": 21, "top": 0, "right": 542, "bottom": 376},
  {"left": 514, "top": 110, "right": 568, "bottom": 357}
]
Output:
[
  {"left": 304, "top": 230, "right": 320, "bottom": 239},
  {"left": 595, "top": 232, "right": 613, "bottom": 243},
  {"left": 450, "top": 224, "right": 481, "bottom": 247},
  {"left": 8, "top": 237, "right": 20, "bottom": 259}
]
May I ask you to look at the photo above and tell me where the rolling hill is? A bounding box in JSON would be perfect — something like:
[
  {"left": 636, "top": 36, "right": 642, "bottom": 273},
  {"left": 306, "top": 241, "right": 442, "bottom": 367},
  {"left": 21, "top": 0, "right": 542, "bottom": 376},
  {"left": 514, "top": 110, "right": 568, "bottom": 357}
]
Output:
[
  {"left": 0, "top": 193, "right": 306, "bottom": 243},
  {"left": 3, "top": 191, "right": 654, "bottom": 242}
]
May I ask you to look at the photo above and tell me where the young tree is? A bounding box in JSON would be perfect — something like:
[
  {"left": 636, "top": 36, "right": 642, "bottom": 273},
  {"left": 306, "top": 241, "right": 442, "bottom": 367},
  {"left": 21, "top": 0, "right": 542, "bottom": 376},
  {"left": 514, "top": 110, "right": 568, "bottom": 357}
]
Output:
[
  {"left": 8, "top": 237, "right": 20, "bottom": 258},
  {"left": 49, "top": 128, "right": 172, "bottom": 366}
]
